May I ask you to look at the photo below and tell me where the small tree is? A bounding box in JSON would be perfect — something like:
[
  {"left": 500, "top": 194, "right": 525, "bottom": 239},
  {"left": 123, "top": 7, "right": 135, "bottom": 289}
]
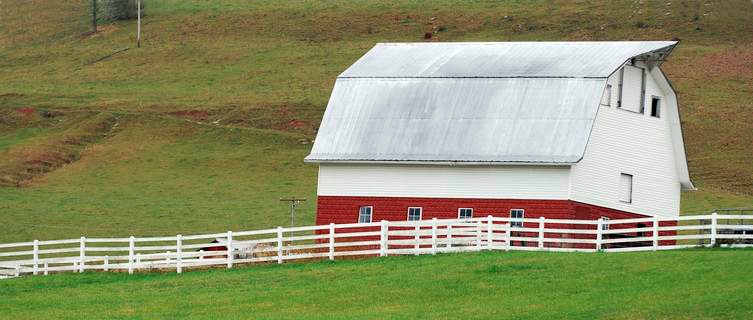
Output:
[{"left": 101, "top": 0, "right": 145, "bottom": 21}]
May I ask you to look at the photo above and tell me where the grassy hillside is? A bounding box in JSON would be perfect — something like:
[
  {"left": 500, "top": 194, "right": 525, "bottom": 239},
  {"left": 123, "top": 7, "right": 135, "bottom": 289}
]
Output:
[
  {"left": 2, "top": 249, "right": 753, "bottom": 319},
  {"left": 1, "top": 0, "right": 753, "bottom": 242}
]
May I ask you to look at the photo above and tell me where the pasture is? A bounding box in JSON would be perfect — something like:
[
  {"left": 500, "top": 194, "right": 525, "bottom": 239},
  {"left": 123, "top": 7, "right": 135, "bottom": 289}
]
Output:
[
  {"left": 2, "top": 1, "right": 753, "bottom": 243},
  {"left": 1, "top": 249, "right": 752, "bottom": 319},
  {"left": 2, "top": 1, "right": 753, "bottom": 318}
]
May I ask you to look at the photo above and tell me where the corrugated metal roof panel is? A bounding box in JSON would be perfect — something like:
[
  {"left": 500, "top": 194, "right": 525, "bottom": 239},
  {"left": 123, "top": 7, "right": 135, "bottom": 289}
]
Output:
[
  {"left": 306, "top": 77, "right": 605, "bottom": 163},
  {"left": 340, "top": 41, "right": 676, "bottom": 78}
]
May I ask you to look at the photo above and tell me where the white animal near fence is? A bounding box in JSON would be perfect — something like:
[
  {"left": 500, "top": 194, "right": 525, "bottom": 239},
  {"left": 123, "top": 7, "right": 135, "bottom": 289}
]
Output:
[{"left": 1, "top": 214, "right": 752, "bottom": 279}]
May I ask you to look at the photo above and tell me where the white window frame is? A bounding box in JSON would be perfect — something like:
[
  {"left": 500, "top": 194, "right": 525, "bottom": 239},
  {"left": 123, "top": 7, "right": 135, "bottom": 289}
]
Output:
[
  {"left": 620, "top": 173, "right": 634, "bottom": 204},
  {"left": 407, "top": 207, "right": 422, "bottom": 221},
  {"left": 358, "top": 206, "right": 373, "bottom": 223},
  {"left": 510, "top": 209, "right": 525, "bottom": 227},
  {"left": 650, "top": 96, "right": 661, "bottom": 118},
  {"left": 600, "top": 216, "right": 610, "bottom": 230},
  {"left": 458, "top": 208, "right": 473, "bottom": 219}
]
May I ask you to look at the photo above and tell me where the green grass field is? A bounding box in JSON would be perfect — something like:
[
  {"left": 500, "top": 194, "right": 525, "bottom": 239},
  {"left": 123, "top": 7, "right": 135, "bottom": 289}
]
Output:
[
  {"left": 2, "top": 249, "right": 752, "bottom": 319},
  {"left": 1, "top": 2, "right": 752, "bottom": 239},
  {"left": 1, "top": 0, "right": 752, "bottom": 243},
  {"left": 2, "top": 2, "right": 753, "bottom": 318}
]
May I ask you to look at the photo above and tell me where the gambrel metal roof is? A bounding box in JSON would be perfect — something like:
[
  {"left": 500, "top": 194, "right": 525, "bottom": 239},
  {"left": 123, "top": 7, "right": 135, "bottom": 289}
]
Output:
[
  {"left": 339, "top": 42, "right": 677, "bottom": 78},
  {"left": 306, "top": 41, "right": 677, "bottom": 165}
]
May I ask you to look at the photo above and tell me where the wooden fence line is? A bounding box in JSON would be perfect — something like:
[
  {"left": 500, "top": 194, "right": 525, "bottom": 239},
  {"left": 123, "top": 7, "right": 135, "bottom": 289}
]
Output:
[{"left": 1, "top": 214, "right": 752, "bottom": 279}]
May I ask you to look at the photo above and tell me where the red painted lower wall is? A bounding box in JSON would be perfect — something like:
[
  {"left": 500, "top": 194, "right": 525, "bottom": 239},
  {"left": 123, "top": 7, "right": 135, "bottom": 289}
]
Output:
[
  {"left": 316, "top": 196, "right": 676, "bottom": 247},
  {"left": 317, "top": 196, "right": 646, "bottom": 223}
]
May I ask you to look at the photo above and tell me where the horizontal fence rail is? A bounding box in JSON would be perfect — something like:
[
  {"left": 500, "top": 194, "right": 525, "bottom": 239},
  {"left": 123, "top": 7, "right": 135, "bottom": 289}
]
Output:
[{"left": 1, "top": 213, "right": 752, "bottom": 279}]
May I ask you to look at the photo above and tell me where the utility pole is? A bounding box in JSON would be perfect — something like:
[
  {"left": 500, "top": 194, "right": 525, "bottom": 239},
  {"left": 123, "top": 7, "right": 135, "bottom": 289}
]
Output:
[
  {"left": 280, "top": 198, "right": 306, "bottom": 227},
  {"left": 136, "top": 0, "right": 141, "bottom": 48},
  {"left": 92, "top": 0, "right": 97, "bottom": 33}
]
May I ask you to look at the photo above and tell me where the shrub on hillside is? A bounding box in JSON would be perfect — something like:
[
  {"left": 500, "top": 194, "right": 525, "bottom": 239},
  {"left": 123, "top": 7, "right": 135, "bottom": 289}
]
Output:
[{"left": 99, "top": 0, "right": 145, "bottom": 21}]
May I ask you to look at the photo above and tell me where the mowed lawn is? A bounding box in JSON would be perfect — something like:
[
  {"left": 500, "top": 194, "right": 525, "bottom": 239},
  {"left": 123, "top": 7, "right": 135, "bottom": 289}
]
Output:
[{"left": 1, "top": 249, "right": 752, "bottom": 319}]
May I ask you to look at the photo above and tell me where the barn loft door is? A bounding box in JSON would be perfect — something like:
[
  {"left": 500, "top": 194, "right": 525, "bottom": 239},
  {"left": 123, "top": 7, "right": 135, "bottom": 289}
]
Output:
[{"left": 620, "top": 65, "right": 645, "bottom": 113}]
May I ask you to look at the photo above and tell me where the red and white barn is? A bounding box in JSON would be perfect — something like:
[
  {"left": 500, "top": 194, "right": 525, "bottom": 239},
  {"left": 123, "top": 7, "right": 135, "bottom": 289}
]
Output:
[{"left": 306, "top": 41, "right": 693, "bottom": 228}]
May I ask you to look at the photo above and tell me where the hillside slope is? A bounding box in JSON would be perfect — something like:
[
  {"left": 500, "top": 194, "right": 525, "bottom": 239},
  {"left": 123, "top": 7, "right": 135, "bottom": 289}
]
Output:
[{"left": 1, "top": 0, "right": 752, "bottom": 242}]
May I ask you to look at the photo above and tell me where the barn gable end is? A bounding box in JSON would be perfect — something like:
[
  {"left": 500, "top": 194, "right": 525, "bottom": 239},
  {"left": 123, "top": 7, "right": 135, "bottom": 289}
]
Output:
[{"left": 570, "top": 60, "right": 687, "bottom": 218}]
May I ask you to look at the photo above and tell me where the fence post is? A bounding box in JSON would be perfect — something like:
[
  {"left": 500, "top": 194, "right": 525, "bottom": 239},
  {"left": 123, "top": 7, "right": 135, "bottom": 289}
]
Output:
[
  {"left": 15, "top": 266, "right": 20, "bottom": 277},
  {"left": 79, "top": 236, "right": 86, "bottom": 273},
  {"left": 487, "top": 215, "right": 493, "bottom": 250},
  {"left": 176, "top": 234, "right": 183, "bottom": 274},
  {"left": 446, "top": 224, "right": 453, "bottom": 249},
  {"left": 276, "top": 227, "right": 283, "bottom": 264},
  {"left": 380, "top": 220, "right": 388, "bottom": 257},
  {"left": 413, "top": 225, "right": 420, "bottom": 256},
  {"left": 328, "top": 223, "right": 335, "bottom": 261},
  {"left": 199, "top": 250, "right": 204, "bottom": 261},
  {"left": 431, "top": 218, "right": 437, "bottom": 255},
  {"left": 476, "top": 220, "right": 482, "bottom": 251},
  {"left": 505, "top": 220, "right": 511, "bottom": 250},
  {"left": 596, "top": 218, "right": 604, "bottom": 251},
  {"left": 652, "top": 217, "right": 659, "bottom": 250},
  {"left": 44, "top": 262, "right": 48, "bottom": 276},
  {"left": 104, "top": 255, "right": 109, "bottom": 272},
  {"left": 226, "top": 231, "right": 233, "bottom": 269},
  {"left": 710, "top": 212, "right": 718, "bottom": 247},
  {"left": 32, "top": 240, "right": 39, "bottom": 275},
  {"left": 128, "top": 236, "right": 135, "bottom": 274},
  {"left": 538, "top": 217, "right": 545, "bottom": 249}
]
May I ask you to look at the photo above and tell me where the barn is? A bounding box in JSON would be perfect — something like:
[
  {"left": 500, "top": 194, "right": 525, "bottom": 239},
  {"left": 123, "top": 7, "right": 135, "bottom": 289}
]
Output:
[{"left": 305, "top": 41, "right": 693, "bottom": 228}]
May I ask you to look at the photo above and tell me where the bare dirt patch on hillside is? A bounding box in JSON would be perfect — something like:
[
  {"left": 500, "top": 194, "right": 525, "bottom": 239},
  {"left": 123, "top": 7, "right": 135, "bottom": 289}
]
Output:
[
  {"left": 166, "top": 103, "right": 320, "bottom": 137},
  {"left": 0, "top": 112, "right": 118, "bottom": 187},
  {"left": 700, "top": 45, "right": 753, "bottom": 79}
]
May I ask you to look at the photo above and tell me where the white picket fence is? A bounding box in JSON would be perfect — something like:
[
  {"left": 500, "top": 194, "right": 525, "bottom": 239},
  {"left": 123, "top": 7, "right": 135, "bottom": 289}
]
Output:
[{"left": 1, "top": 213, "right": 752, "bottom": 279}]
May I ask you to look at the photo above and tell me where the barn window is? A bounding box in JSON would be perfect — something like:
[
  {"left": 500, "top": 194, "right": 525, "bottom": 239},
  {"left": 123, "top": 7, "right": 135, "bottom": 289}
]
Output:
[
  {"left": 601, "top": 84, "right": 612, "bottom": 106},
  {"left": 358, "top": 206, "right": 373, "bottom": 223},
  {"left": 600, "top": 217, "right": 610, "bottom": 230},
  {"left": 620, "top": 173, "right": 633, "bottom": 204},
  {"left": 619, "top": 65, "right": 646, "bottom": 113},
  {"left": 407, "top": 207, "right": 422, "bottom": 221},
  {"left": 510, "top": 209, "right": 524, "bottom": 227},
  {"left": 651, "top": 96, "right": 661, "bottom": 118},
  {"left": 458, "top": 208, "right": 473, "bottom": 219}
]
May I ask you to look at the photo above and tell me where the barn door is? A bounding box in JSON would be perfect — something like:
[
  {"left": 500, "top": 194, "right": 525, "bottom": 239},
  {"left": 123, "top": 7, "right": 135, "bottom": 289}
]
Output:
[{"left": 620, "top": 65, "right": 645, "bottom": 113}]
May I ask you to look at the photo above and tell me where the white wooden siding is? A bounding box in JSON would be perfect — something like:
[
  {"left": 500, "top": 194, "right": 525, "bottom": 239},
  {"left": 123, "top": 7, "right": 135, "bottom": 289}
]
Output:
[
  {"left": 650, "top": 67, "right": 693, "bottom": 189},
  {"left": 570, "top": 63, "right": 681, "bottom": 218},
  {"left": 317, "top": 164, "right": 571, "bottom": 199}
]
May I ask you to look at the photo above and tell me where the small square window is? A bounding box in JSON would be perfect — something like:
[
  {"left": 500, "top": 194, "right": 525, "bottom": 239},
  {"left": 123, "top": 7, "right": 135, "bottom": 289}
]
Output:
[
  {"left": 407, "top": 207, "right": 422, "bottom": 221},
  {"left": 651, "top": 97, "right": 661, "bottom": 118},
  {"left": 358, "top": 206, "right": 373, "bottom": 223},
  {"left": 458, "top": 208, "right": 473, "bottom": 219},
  {"left": 510, "top": 209, "right": 525, "bottom": 227},
  {"left": 600, "top": 217, "right": 610, "bottom": 230}
]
